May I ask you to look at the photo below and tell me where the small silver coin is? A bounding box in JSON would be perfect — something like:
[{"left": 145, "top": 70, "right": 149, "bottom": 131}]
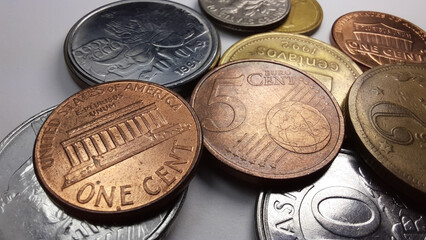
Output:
[
  {"left": 64, "top": 0, "right": 220, "bottom": 91},
  {"left": 257, "top": 150, "right": 426, "bottom": 239},
  {"left": 0, "top": 107, "right": 186, "bottom": 240},
  {"left": 198, "top": 0, "right": 291, "bottom": 32}
]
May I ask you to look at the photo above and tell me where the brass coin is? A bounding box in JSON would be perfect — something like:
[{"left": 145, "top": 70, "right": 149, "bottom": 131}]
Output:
[
  {"left": 331, "top": 11, "right": 426, "bottom": 69},
  {"left": 33, "top": 81, "right": 201, "bottom": 214},
  {"left": 348, "top": 64, "right": 426, "bottom": 194},
  {"left": 219, "top": 32, "right": 363, "bottom": 109},
  {"left": 273, "top": 0, "right": 323, "bottom": 35},
  {"left": 190, "top": 60, "right": 344, "bottom": 181}
]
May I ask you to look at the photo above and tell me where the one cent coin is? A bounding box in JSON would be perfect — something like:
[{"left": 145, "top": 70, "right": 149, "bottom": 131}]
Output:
[
  {"left": 33, "top": 81, "right": 201, "bottom": 214},
  {"left": 257, "top": 150, "right": 426, "bottom": 240},
  {"left": 64, "top": 0, "right": 220, "bottom": 91},
  {"left": 331, "top": 11, "right": 426, "bottom": 69},
  {"left": 219, "top": 32, "right": 363, "bottom": 110},
  {"left": 190, "top": 60, "right": 344, "bottom": 181},
  {"left": 273, "top": 0, "right": 323, "bottom": 35},
  {"left": 0, "top": 107, "right": 186, "bottom": 239},
  {"left": 348, "top": 64, "right": 426, "bottom": 194},
  {"left": 198, "top": 0, "right": 291, "bottom": 32}
]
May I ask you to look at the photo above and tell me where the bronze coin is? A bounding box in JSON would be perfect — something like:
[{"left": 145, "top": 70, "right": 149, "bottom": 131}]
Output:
[
  {"left": 331, "top": 11, "right": 426, "bottom": 69},
  {"left": 33, "top": 81, "right": 201, "bottom": 214},
  {"left": 348, "top": 63, "right": 426, "bottom": 194},
  {"left": 190, "top": 60, "right": 344, "bottom": 181}
]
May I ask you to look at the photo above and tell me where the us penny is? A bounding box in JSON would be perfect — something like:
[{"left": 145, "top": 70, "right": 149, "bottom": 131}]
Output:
[
  {"left": 348, "top": 64, "right": 426, "bottom": 195},
  {"left": 0, "top": 107, "right": 187, "bottom": 239},
  {"left": 198, "top": 0, "right": 291, "bottom": 32},
  {"left": 219, "top": 32, "right": 363, "bottom": 110},
  {"left": 190, "top": 60, "right": 344, "bottom": 181},
  {"left": 273, "top": 0, "right": 323, "bottom": 35},
  {"left": 64, "top": 0, "right": 220, "bottom": 91},
  {"left": 33, "top": 81, "right": 201, "bottom": 214},
  {"left": 331, "top": 11, "right": 426, "bottom": 69}
]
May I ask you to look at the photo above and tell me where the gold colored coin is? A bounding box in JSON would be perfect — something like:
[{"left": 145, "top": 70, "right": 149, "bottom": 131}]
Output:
[
  {"left": 191, "top": 60, "right": 345, "bottom": 181},
  {"left": 219, "top": 32, "right": 363, "bottom": 109},
  {"left": 348, "top": 64, "right": 426, "bottom": 194},
  {"left": 33, "top": 81, "right": 201, "bottom": 214},
  {"left": 273, "top": 0, "right": 323, "bottom": 35}
]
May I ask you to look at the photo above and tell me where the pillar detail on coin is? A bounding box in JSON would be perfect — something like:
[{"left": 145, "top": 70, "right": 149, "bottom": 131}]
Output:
[
  {"left": 33, "top": 81, "right": 201, "bottom": 214},
  {"left": 191, "top": 60, "right": 344, "bottom": 180},
  {"left": 332, "top": 11, "right": 426, "bottom": 69}
]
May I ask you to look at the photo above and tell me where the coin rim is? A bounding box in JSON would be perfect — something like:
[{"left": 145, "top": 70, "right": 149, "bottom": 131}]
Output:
[
  {"left": 64, "top": 0, "right": 220, "bottom": 89},
  {"left": 190, "top": 59, "right": 345, "bottom": 180},
  {"left": 273, "top": 0, "right": 323, "bottom": 35},
  {"left": 33, "top": 80, "right": 203, "bottom": 214},
  {"left": 331, "top": 10, "right": 426, "bottom": 69},
  {"left": 348, "top": 63, "right": 426, "bottom": 193}
]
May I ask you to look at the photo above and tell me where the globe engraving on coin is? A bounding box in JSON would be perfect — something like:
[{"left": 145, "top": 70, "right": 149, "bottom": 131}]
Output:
[
  {"left": 65, "top": 0, "right": 220, "bottom": 89},
  {"left": 331, "top": 11, "right": 426, "bottom": 69},
  {"left": 257, "top": 150, "right": 426, "bottom": 240},
  {"left": 33, "top": 81, "right": 201, "bottom": 214},
  {"left": 348, "top": 64, "right": 426, "bottom": 194},
  {"left": 266, "top": 101, "right": 331, "bottom": 153},
  {"left": 219, "top": 32, "right": 363, "bottom": 109},
  {"left": 191, "top": 60, "right": 344, "bottom": 180},
  {"left": 0, "top": 108, "right": 185, "bottom": 239},
  {"left": 198, "top": 0, "right": 291, "bottom": 32}
]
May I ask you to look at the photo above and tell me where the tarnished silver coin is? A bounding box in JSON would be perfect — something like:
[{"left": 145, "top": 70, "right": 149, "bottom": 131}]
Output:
[
  {"left": 0, "top": 107, "right": 186, "bottom": 240},
  {"left": 64, "top": 0, "right": 220, "bottom": 91},
  {"left": 198, "top": 0, "right": 291, "bottom": 32},
  {"left": 257, "top": 150, "right": 426, "bottom": 239}
]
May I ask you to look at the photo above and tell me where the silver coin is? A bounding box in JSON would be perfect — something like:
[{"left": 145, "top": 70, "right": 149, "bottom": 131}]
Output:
[
  {"left": 257, "top": 150, "right": 426, "bottom": 239},
  {"left": 198, "top": 0, "right": 291, "bottom": 32},
  {"left": 0, "top": 107, "right": 186, "bottom": 240},
  {"left": 64, "top": 0, "right": 220, "bottom": 91}
]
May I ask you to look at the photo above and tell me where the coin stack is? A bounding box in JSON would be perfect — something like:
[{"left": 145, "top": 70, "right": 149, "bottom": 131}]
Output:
[{"left": 0, "top": 0, "right": 425, "bottom": 239}]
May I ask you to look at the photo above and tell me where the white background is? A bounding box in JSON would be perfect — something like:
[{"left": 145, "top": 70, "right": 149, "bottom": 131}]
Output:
[{"left": 0, "top": 0, "right": 424, "bottom": 239}]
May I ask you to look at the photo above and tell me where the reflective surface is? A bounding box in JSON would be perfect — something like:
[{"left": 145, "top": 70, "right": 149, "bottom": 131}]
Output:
[
  {"left": 348, "top": 64, "right": 426, "bottom": 194},
  {"left": 34, "top": 81, "right": 201, "bottom": 214},
  {"left": 65, "top": 0, "right": 220, "bottom": 90},
  {"left": 257, "top": 150, "right": 426, "bottom": 239},
  {"left": 0, "top": 108, "right": 186, "bottom": 240},
  {"left": 191, "top": 60, "right": 344, "bottom": 181},
  {"left": 198, "top": 0, "right": 291, "bottom": 32}
]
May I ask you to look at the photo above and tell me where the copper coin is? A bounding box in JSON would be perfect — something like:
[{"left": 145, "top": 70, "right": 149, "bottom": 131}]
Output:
[
  {"left": 331, "top": 11, "right": 426, "bottom": 69},
  {"left": 348, "top": 63, "right": 426, "bottom": 194},
  {"left": 190, "top": 60, "right": 344, "bottom": 181},
  {"left": 33, "top": 81, "right": 201, "bottom": 214}
]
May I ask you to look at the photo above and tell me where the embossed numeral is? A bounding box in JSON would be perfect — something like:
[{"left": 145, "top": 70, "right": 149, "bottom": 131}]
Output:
[
  {"left": 370, "top": 102, "right": 426, "bottom": 145},
  {"left": 202, "top": 75, "right": 247, "bottom": 132}
]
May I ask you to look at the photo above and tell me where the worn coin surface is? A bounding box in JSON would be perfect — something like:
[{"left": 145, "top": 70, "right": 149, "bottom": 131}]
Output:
[
  {"left": 191, "top": 60, "right": 344, "bottom": 181},
  {"left": 257, "top": 150, "right": 426, "bottom": 240},
  {"left": 331, "top": 11, "right": 426, "bottom": 69},
  {"left": 273, "top": 0, "right": 323, "bottom": 35},
  {"left": 198, "top": 0, "right": 291, "bottom": 32},
  {"left": 0, "top": 107, "right": 186, "bottom": 239},
  {"left": 219, "top": 32, "right": 363, "bottom": 109},
  {"left": 348, "top": 64, "right": 426, "bottom": 194},
  {"left": 64, "top": 0, "right": 220, "bottom": 90},
  {"left": 33, "top": 81, "right": 201, "bottom": 214}
]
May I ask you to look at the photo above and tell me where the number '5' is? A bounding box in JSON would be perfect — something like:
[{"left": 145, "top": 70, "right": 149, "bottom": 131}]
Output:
[{"left": 202, "top": 75, "right": 247, "bottom": 132}]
